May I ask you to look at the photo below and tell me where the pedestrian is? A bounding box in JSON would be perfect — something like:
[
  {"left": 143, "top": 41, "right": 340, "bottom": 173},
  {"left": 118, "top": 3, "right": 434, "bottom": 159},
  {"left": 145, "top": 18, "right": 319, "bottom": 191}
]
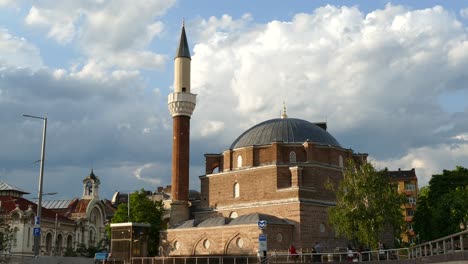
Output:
[
  {"left": 289, "top": 245, "right": 298, "bottom": 262},
  {"left": 314, "top": 242, "right": 322, "bottom": 262},
  {"left": 346, "top": 245, "right": 354, "bottom": 262},
  {"left": 378, "top": 240, "right": 385, "bottom": 260},
  {"left": 311, "top": 247, "right": 316, "bottom": 263}
]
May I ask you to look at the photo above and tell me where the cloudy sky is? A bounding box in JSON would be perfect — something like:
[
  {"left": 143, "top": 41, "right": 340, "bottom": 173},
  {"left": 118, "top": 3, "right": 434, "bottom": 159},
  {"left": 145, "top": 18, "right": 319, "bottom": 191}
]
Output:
[{"left": 1, "top": 0, "right": 467, "bottom": 200}]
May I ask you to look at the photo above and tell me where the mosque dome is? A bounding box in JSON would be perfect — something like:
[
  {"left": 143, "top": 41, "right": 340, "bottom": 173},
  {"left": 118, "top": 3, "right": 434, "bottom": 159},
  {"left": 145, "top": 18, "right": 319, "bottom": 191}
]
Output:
[{"left": 230, "top": 118, "right": 341, "bottom": 149}]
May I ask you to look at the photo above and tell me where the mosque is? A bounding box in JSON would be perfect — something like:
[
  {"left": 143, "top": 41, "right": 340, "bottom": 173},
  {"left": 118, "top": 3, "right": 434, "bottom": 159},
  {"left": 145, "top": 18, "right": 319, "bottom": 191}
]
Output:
[{"left": 159, "top": 25, "right": 368, "bottom": 256}]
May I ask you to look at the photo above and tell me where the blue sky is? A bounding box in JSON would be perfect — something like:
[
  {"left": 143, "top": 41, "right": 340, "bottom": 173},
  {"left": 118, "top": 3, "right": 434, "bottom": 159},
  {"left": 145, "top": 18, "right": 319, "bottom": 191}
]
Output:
[{"left": 1, "top": 1, "right": 467, "bottom": 201}]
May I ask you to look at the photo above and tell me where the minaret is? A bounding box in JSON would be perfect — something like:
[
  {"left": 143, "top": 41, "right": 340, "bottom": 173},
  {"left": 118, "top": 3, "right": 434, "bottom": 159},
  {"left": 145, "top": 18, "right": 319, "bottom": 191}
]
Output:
[{"left": 167, "top": 23, "right": 196, "bottom": 226}]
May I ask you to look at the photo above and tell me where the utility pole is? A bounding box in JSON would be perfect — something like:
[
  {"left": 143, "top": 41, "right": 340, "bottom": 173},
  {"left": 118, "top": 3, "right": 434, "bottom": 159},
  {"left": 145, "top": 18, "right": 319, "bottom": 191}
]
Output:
[{"left": 23, "top": 114, "right": 47, "bottom": 258}]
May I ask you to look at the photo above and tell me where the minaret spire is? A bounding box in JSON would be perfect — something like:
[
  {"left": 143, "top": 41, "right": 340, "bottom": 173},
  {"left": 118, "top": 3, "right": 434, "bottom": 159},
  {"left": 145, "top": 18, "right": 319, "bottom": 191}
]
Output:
[
  {"left": 176, "top": 21, "right": 191, "bottom": 59},
  {"left": 281, "top": 101, "right": 288, "bottom": 119},
  {"left": 168, "top": 22, "right": 196, "bottom": 226}
]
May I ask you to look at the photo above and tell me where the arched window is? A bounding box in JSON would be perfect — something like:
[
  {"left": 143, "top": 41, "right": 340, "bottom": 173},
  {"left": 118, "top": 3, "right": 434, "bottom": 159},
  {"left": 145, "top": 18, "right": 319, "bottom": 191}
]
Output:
[
  {"left": 234, "top": 182, "right": 240, "bottom": 198},
  {"left": 237, "top": 155, "right": 243, "bottom": 168},
  {"left": 89, "top": 229, "right": 95, "bottom": 247},
  {"left": 45, "top": 233, "right": 53, "bottom": 254},
  {"left": 229, "top": 212, "right": 238, "bottom": 218},
  {"left": 289, "top": 151, "right": 297, "bottom": 163},
  {"left": 339, "top": 155, "right": 344, "bottom": 167},
  {"left": 67, "top": 235, "right": 73, "bottom": 249},
  {"left": 56, "top": 234, "right": 63, "bottom": 255}
]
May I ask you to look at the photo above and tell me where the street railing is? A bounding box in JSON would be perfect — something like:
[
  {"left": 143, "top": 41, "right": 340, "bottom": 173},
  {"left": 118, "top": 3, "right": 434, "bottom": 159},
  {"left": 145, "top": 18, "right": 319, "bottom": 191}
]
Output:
[
  {"left": 128, "top": 231, "right": 468, "bottom": 264},
  {"left": 130, "top": 249, "right": 411, "bottom": 264},
  {"left": 271, "top": 248, "right": 409, "bottom": 262},
  {"left": 131, "top": 256, "right": 258, "bottom": 264},
  {"left": 409, "top": 229, "right": 468, "bottom": 258}
]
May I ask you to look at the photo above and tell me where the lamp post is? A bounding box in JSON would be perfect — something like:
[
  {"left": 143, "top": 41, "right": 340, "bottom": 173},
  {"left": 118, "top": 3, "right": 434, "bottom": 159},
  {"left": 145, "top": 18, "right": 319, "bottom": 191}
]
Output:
[{"left": 23, "top": 114, "right": 47, "bottom": 258}]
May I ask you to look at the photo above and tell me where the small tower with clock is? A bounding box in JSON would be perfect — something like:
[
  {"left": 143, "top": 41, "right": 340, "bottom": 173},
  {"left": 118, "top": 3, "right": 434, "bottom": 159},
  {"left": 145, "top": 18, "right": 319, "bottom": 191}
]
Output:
[{"left": 82, "top": 169, "right": 100, "bottom": 199}]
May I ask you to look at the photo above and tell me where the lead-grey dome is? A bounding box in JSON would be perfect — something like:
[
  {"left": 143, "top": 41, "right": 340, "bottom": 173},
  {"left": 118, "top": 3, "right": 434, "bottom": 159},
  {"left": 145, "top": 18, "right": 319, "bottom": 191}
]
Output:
[{"left": 230, "top": 118, "right": 341, "bottom": 149}]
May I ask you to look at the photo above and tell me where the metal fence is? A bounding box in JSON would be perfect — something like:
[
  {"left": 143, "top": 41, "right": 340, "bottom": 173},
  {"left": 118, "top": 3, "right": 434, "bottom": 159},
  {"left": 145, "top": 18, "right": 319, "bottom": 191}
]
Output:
[
  {"left": 409, "top": 229, "right": 468, "bottom": 258},
  {"left": 125, "top": 230, "right": 468, "bottom": 264},
  {"left": 127, "top": 248, "right": 411, "bottom": 264},
  {"left": 270, "top": 248, "right": 410, "bottom": 263},
  {"left": 131, "top": 256, "right": 258, "bottom": 264}
]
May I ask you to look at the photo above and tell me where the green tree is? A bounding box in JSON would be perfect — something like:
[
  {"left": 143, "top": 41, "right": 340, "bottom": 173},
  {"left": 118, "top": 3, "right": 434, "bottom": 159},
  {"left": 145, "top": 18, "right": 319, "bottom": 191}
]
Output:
[
  {"left": 328, "top": 160, "right": 405, "bottom": 249},
  {"left": 111, "top": 189, "right": 165, "bottom": 256},
  {"left": 428, "top": 166, "right": 468, "bottom": 206},
  {"left": 413, "top": 186, "right": 432, "bottom": 242},
  {"left": 0, "top": 214, "right": 18, "bottom": 254},
  {"left": 414, "top": 166, "right": 468, "bottom": 241}
]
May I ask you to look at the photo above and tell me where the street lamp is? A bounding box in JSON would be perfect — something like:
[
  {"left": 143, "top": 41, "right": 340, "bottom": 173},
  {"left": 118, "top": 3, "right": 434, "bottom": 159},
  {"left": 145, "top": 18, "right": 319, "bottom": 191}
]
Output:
[{"left": 22, "top": 114, "right": 47, "bottom": 258}]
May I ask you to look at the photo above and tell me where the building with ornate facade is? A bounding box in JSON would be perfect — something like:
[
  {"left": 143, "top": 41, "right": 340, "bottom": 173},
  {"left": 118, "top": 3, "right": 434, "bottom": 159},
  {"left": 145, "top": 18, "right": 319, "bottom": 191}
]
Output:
[
  {"left": 0, "top": 170, "right": 111, "bottom": 256},
  {"left": 159, "top": 25, "right": 368, "bottom": 256}
]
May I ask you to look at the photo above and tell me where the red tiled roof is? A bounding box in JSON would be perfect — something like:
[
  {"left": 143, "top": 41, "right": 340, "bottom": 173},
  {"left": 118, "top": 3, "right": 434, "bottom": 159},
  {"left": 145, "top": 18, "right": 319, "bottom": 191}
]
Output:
[
  {"left": 66, "top": 199, "right": 92, "bottom": 219},
  {"left": 0, "top": 196, "right": 73, "bottom": 223}
]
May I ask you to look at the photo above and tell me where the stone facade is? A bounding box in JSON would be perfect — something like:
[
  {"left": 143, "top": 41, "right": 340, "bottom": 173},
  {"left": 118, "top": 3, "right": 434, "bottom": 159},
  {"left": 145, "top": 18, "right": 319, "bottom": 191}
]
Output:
[
  {"left": 161, "top": 25, "right": 368, "bottom": 256},
  {"left": 161, "top": 137, "right": 367, "bottom": 255},
  {"left": 0, "top": 170, "right": 110, "bottom": 256}
]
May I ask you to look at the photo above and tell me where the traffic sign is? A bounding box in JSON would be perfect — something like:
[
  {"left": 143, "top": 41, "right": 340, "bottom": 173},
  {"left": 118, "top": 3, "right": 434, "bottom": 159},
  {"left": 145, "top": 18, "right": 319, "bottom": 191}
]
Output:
[
  {"left": 258, "top": 220, "right": 267, "bottom": 229},
  {"left": 35, "top": 216, "right": 40, "bottom": 225},
  {"left": 258, "top": 234, "right": 267, "bottom": 251},
  {"left": 33, "top": 227, "right": 41, "bottom": 237}
]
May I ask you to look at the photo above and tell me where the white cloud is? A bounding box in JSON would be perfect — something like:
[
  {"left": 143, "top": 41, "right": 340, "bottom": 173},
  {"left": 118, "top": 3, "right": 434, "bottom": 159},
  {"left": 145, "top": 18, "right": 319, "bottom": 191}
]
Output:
[
  {"left": 0, "top": 28, "right": 43, "bottom": 69},
  {"left": 23, "top": 0, "right": 175, "bottom": 69},
  {"left": 461, "top": 8, "right": 468, "bottom": 19},
  {"left": 190, "top": 5, "right": 468, "bottom": 181},
  {"left": 373, "top": 142, "right": 468, "bottom": 187},
  {"left": 25, "top": 6, "right": 76, "bottom": 43},
  {"left": 0, "top": 0, "right": 17, "bottom": 7},
  {"left": 133, "top": 163, "right": 162, "bottom": 185},
  {"left": 200, "top": 121, "right": 225, "bottom": 137},
  {"left": 2, "top": 3, "right": 468, "bottom": 199}
]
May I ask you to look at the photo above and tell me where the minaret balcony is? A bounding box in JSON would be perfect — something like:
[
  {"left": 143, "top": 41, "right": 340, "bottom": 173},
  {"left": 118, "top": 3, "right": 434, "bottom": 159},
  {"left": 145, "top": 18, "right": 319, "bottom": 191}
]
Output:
[{"left": 168, "top": 92, "right": 196, "bottom": 117}]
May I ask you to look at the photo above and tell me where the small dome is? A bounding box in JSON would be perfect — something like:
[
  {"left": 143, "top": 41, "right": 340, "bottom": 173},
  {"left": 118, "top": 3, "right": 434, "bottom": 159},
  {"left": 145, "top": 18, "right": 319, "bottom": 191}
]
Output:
[{"left": 230, "top": 118, "right": 341, "bottom": 149}]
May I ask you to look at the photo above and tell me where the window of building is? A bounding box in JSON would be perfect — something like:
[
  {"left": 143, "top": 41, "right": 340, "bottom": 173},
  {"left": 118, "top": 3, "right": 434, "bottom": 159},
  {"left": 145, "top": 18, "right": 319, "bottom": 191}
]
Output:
[
  {"left": 319, "top": 223, "right": 326, "bottom": 233},
  {"left": 203, "top": 239, "right": 210, "bottom": 249},
  {"left": 289, "top": 151, "right": 296, "bottom": 163},
  {"left": 174, "top": 241, "right": 180, "bottom": 250},
  {"left": 234, "top": 182, "right": 240, "bottom": 198},
  {"left": 67, "top": 235, "right": 73, "bottom": 249},
  {"left": 229, "top": 212, "right": 238, "bottom": 218},
  {"left": 407, "top": 196, "right": 417, "bottom": 205},
  {"left": 406, "top": 209, "right": 414, "bottom": 216},
  {"left": 339, "top": 155, "right": 344, "bottom": 167},
  {"left": 407, "top": 223, "right": 414, "bottom": 230},
  {"left": 237, "top": 155, "right": 243, "bottom": 168},
  {"left": 404, "top": 182, "right": 416, "bottom": 190},
  {"left": 236, "top": 237, "right": 244, "bottom": 248}
]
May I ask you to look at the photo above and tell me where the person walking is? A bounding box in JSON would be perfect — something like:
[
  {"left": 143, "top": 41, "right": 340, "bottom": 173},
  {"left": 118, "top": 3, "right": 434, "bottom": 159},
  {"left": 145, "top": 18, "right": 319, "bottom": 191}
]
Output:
[
  {"left": 289, "top": 245, "right": 298, "bottom": 262},
  {"left": 314, "top": 242, "right": 322, "bottom": 262}
]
